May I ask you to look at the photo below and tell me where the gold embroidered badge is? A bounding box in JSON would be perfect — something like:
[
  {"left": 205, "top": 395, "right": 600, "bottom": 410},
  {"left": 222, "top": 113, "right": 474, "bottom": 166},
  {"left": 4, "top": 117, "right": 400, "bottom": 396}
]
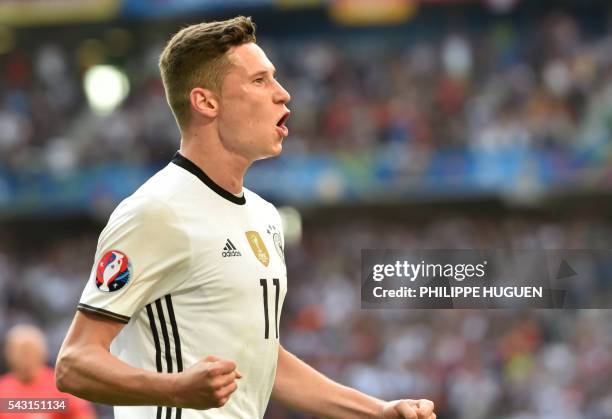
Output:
[{"left": 245, "top": 231, "right": 270, "bottom": 267}]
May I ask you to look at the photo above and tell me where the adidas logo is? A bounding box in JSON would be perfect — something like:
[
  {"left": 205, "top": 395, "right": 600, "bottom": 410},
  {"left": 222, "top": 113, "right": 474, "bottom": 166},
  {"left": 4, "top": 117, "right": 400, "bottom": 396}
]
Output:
[{"left": 222, "top": 239, "right": 242, "bottom": 257}]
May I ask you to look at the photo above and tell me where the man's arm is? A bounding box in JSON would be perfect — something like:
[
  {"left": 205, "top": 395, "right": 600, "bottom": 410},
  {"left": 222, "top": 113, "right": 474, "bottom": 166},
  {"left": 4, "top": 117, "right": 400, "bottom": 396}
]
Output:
[
  {"left": 55, "top": 311, "right": 241, "bottom": 409},
  {"left": 272, "top": 345, "right": 435, "bottom": 419}
]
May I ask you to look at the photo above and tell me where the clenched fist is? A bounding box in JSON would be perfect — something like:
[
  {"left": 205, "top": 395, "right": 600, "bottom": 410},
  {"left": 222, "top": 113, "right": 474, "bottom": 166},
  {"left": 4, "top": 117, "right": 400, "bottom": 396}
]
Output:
[
  {"left": 382, "top": 399, "right": 436, "bottom": 419},
  {"left": 171, "top": 355, "right": 242, "bottom": 410}
]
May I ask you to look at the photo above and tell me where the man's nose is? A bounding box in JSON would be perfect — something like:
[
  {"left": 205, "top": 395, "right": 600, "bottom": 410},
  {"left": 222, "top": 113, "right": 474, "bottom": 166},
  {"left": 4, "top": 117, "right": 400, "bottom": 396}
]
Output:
[{"left": 273, "top": 79, "right": 291, "bottom": 104}]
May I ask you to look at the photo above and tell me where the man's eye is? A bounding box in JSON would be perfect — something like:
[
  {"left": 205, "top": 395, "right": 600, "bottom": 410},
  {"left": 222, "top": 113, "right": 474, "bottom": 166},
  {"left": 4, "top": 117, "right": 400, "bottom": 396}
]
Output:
[{"left": 254, "top": 78, "right": 265, "bottom": 84}]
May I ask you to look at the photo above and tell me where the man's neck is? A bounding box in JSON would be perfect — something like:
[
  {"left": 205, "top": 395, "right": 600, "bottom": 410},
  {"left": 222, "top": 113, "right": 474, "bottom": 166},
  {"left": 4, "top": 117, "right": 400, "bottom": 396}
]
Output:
[
  {"left": 179, "top": 134, "right": 250, "bottom": 196},
  {"left": 15, "top": 365, "right": 44, "bottom": 385}
]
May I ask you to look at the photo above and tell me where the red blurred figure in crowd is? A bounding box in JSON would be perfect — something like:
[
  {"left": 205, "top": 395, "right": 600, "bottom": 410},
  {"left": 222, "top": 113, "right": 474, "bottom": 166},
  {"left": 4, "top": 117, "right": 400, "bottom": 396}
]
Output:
[{"left": 0, "top": 325, "right": 95, "bottom": 419}]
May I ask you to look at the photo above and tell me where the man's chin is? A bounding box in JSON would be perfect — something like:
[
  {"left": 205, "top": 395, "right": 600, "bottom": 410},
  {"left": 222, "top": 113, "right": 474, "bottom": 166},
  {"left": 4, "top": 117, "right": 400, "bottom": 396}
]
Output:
[
  {"left": 267, "top": 137, "right": 284, "bottom": 156},
  {"left": 271, "top": 142, "right": 283, "bottom": 156},
  {"left": 254, "top": 143, "right": 283, "bottom": 161}
]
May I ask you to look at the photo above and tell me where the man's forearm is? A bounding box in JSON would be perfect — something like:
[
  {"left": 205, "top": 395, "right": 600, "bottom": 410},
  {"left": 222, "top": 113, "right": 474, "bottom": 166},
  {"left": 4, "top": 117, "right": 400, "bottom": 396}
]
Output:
[
  {"left": 272, "top": 345, "right": 384, "bottom": 418},
  {"left": 56, "top": 344, "right": 177, "bottom": 406}
]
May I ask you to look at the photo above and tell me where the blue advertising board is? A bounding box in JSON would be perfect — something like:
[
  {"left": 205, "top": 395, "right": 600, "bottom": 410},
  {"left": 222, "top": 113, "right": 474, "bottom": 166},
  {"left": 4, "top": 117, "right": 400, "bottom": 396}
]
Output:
[{"left": 120, "top": 0, "right": 274, "bottom": 18}]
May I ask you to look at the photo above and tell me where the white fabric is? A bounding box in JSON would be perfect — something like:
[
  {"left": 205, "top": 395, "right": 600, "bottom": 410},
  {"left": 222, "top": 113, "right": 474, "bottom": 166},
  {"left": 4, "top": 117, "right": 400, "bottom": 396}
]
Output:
[{"left": 79, "top": 161, "right": 287, "bottom": 419}]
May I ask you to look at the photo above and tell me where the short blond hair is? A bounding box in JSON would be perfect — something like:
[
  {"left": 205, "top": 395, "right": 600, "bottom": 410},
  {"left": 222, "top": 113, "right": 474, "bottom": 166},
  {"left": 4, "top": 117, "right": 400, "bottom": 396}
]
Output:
[{"left": 159, "top": 16, "right": 257, "bottom": 131}]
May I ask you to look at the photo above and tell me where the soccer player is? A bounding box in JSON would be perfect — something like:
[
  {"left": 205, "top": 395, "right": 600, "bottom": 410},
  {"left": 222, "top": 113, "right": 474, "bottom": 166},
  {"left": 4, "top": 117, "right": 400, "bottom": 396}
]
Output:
[
  {"left": 55, "top": 16, "right": 436, "bottom": 419},
  {"left": 0, "top": 325, "right": 95, "bottom": 419}
]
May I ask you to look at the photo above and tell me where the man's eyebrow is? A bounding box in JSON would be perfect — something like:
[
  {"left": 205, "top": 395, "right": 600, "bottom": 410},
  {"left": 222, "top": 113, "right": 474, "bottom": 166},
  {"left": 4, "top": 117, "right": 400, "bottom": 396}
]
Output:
[{"left": 250, "top": 68, "right": 277, "bottom": 78}]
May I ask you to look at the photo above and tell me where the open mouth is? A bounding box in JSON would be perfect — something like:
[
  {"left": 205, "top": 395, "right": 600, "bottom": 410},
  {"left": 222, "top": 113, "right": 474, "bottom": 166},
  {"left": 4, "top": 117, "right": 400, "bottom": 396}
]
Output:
[
  {"left": 275, "top": 111, "right": 290, "bottom": 138},
  {"left": 276, "top": 111, "right": 290, "bottom": 127}
]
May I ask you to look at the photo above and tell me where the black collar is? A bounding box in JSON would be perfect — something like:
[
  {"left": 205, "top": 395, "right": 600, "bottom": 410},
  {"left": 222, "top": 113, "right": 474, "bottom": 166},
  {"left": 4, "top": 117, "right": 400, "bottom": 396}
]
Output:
[{"left": 171, "top": 152, "right": 246, "bottom": 205}]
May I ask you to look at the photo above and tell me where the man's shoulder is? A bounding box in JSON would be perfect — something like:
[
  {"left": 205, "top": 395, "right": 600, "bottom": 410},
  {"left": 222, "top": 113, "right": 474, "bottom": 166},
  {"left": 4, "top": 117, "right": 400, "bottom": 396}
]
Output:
[
  {"left": 244, "top": 188, "right": 278, "bottom": 215},
  {"left": 105, "top": 184, "right": 185, "bottom": 238},
  {"left": 0, "top": 372, "right": 16, "bottom": 388},
  {"left": 0, "top": 373, "right": 26, "bottom": 398},
  {"left": 111, "top": 192, "right": 176, "bottom": 226},
  {"left": 135, "top": 162, "right": 190, "bottom": 201},
  {"left": 111, "top": 164, "right": 187, "bottom": 220},
  {"left": 0, "top": 368, "right": 53, "bottom": 391}
]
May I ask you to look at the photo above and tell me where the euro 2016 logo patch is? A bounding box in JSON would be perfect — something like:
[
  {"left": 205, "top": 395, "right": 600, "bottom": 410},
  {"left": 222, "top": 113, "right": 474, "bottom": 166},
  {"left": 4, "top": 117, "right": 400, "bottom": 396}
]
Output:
[{"left": 96, "top": 250, "right": 132, "bottom": 292}]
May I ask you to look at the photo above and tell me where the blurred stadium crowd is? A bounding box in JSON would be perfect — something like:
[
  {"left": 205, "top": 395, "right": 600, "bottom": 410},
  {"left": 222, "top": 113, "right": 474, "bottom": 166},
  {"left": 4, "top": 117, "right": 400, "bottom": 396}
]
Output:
[
  {"left": 1, "top": 214, "right": 611, "bottom": 418},
  {"left": 1, "top": 1, "right": 612, "bottom": 418},
  {"left": 1, "top": 8, "right": 612, "bottom": 173}
]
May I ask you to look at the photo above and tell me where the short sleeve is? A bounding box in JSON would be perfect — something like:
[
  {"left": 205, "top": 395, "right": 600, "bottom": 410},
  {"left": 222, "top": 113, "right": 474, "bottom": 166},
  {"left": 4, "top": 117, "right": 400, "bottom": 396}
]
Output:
[{"left": 78, "top": 195, "right": 191, "bottom": 323}]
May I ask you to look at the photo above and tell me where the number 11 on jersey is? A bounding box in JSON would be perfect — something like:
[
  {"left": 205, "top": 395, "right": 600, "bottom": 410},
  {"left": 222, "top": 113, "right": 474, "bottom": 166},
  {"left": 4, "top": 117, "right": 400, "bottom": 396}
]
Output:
[{"left": 260, "top": 278, "right": 280, "bottom": 339}]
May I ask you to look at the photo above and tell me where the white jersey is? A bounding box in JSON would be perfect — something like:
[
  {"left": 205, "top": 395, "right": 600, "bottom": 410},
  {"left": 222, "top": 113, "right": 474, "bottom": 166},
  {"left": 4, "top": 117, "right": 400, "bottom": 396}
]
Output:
[{"left": 78, "top": 152, "right": 288, "bottom": 419}]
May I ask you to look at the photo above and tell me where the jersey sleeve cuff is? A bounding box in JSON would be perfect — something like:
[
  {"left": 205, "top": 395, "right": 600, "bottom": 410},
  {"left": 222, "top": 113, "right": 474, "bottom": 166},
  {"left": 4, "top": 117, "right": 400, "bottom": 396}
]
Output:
[{"left": 77, "top": 303, "right": 131, "bottom": 324}]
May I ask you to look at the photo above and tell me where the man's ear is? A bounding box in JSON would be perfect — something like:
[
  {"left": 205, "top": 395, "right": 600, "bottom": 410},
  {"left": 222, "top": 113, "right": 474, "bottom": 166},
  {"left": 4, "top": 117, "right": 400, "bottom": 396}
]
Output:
[{"left": 189, "top": 87, "right": 219, "bottom": 119}]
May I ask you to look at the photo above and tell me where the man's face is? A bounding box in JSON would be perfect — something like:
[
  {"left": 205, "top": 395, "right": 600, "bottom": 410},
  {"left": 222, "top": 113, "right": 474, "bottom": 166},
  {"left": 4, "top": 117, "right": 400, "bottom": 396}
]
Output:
[
  {"left": 5, "top": 329, "right": 46, "bottom": 382},
  {"left": 216, "top": 42, "right": 291, "bottom": 161}
]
